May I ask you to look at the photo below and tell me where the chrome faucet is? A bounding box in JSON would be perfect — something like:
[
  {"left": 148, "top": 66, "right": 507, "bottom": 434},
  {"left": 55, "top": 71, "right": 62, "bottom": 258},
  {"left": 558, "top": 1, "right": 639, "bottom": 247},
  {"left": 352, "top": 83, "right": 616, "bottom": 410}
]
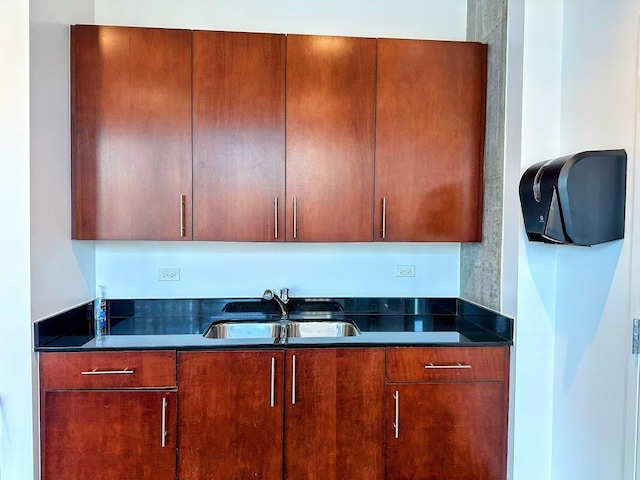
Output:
[{"left": 263, "top": 288, "right": 290, "bottom": 319}]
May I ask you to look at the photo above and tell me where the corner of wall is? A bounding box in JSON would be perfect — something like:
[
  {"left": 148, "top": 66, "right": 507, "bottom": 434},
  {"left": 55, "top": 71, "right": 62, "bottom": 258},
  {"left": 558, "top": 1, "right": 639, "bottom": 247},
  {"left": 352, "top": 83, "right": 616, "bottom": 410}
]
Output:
[{"left": 460, "top": 0, "right": 508, "bottom": 311}]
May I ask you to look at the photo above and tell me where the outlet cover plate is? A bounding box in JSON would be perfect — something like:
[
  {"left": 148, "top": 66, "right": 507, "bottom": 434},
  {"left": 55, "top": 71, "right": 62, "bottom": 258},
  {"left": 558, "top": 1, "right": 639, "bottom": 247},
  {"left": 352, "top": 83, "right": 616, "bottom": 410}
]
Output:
[
  {"left": 396, "top": 265, "right": 416, "bottom": 277},
  {"left": 158, "top": 268, "right": 180, "bottom": 281}
]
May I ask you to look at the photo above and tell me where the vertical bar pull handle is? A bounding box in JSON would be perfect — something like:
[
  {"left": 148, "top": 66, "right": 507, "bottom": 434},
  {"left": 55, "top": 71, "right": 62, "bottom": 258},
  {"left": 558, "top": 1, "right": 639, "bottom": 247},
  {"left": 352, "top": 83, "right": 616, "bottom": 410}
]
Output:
[
  {"left": 179, "top": 194, "right": 186, "bottom": 238},
  {"left": 270, "top": 356, "right": 276, "bottom": 407},
  {"left": 292, "top": 354, "right": 297, "bottom": 405},
  {"left": 161, "top": 397, "right": 168, "bottom": 447},
  {"left": 274, "top": 197, "right": 279, "bottom": 239},
  {"left": 382, "top": 197, "right": 387, "bottom": 239},
  {"left": 293, "top": 197, "right": 298, "bottom": 239},
  {"left": 393, "top": 390, "right": 399, "bottom": 438}
]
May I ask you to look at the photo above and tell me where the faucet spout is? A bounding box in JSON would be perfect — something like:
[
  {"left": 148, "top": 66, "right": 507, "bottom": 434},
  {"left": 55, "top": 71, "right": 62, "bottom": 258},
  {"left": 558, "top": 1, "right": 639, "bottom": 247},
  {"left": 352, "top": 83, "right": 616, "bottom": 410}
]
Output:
[{"left": 263, "top": 289, "right": 290, "bottom": 319}]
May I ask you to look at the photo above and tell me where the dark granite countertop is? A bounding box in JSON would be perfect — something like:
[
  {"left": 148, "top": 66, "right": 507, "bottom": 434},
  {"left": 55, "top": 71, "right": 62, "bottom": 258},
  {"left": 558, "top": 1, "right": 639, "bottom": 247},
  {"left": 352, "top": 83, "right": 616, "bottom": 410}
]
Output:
[{"left": 34, "top": 297, "right": 513, "bottom": 351}]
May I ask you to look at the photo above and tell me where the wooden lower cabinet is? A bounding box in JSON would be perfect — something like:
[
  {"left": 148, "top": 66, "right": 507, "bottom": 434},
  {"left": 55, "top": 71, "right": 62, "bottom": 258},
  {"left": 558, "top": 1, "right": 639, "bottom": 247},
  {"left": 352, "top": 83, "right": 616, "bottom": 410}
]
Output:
[
  {"left": 385, "top": 383, "right": 506, "bottom": 480},
  {"left": 385, "top": 347, "right": 509, "bottom": 480},
  {"left": 177, "top": 350, "right": 285, "bottom": 480},
  {"left": 42, "top": 390, "right": 177, "bottom": 480},
  {"left": 40, "top": 351, "right": 178, "bottom": 480},
  {"left": 284, "top": 348, "right": 384, "bottom": 480},
  {"left": 178, "top": 348, "right": 384, "bottom": 480},
  {"left": 40, "top": 347, "right": 508, "bottom": 480}
]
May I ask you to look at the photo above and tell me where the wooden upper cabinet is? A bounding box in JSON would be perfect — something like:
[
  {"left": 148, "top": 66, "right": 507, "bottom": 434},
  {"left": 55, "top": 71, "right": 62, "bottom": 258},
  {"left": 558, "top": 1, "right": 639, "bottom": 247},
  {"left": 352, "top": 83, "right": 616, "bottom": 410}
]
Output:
[
  {"left": 286, "top": 35, "right": 376, "bottom": 242},
  {"left": 71, "top": 27, "right": 486, "bottom": 243},
  {"left": 375, "top": 39, "right": 487, "bottom": 242},
  {"left": 193, "top": 31, "right": 286, "bottom": 241},
  {"left": 71, "top": 26, "right": 193, "bottom": 240}
]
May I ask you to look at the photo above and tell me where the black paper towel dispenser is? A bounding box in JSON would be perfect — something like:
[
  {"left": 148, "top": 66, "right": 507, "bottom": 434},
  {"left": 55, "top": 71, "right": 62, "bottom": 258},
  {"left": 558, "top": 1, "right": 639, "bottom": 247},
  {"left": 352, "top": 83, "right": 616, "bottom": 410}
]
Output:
[{"left": 519, "top": 149, "right": 627, "bottom": 246}]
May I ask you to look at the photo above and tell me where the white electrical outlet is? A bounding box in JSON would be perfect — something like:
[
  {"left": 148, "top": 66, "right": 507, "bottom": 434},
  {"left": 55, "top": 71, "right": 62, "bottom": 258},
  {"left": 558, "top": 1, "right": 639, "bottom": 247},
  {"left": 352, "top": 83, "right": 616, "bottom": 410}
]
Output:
[
  {"left": 396, "top": 265, "right": 416, "bottom": 277},
  {"left": 158, "top": 268, "right": 180, "bottom": 281}
]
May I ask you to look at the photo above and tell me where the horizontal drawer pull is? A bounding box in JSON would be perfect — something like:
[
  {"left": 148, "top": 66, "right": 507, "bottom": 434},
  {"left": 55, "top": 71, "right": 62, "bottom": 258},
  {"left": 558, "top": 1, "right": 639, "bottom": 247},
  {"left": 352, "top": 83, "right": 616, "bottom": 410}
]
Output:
[
  {"left": 80, "top": 368, "right": 134, "bottom": 375},
  {"left": 424, "top": 363, "right": 472, "bottom": 370}
]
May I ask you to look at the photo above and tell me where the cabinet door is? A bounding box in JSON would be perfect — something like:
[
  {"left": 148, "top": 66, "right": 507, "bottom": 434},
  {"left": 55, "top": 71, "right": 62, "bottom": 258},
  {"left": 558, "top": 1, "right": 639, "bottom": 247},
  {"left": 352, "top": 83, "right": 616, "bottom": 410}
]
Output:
[
  {"left": 71, "top": 25, "right": 192, "bottom": 240},
  {"left": 177, "top": 351, "right": 284, "bottom": 480},
  {"left": 284, "top": 348, "right": 384, "bottom": 480},
  {"left": 385, "top": 382, "right": 507, "bottom": 480},
  {"left": 375, "top": 39, "right": 487, "bottom": 241},
  {"left": 193, "top": 31, "right": 286, "bottom": 241},
  {"left": 286, "top": 35, "right": 376, "bottom": 242},
  {"left": 42, "top": 390, "right": 176, "bottom": 480}
]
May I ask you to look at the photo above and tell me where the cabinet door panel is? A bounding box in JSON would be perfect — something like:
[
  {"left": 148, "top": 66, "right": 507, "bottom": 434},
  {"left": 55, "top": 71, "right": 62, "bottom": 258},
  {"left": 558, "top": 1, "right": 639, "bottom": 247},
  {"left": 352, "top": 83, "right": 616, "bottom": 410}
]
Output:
[
  {"left": 284, "top": 348, "right": 384, "bottom": 480},
  {"left": 385, "top": 383, "right": 506, "bottom": 480},
  {"left": 286, "top": 35, "right": 376, "bottom": 242},
  {"left": 42, "top": 390, "right": 176, "bottom": 480},
  {"left": 375, "top": 39, "right": 486, "bottom": 241},
  {"left": 71, "top": 25, "right": 192, "bottom": 240},
  {"left": 177, "top": 351, "right": 284, "bottom": 480},
  {"left": 193, "top": 31, "right": 286, "bottom": 241}
]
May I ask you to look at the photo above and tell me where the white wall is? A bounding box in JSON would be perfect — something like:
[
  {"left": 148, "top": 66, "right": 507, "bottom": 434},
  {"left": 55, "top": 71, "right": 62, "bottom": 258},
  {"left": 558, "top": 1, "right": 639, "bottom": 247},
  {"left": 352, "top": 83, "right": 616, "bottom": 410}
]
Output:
[
  {"left": 508, "top": 1, "right": 640, "bottom": 479},
  {"left": 30, "top": 0, "right": 96, "bottom": 322},
  {"left": 551, "top": 1, "right": 639, "bottom": 478},
  {"left": 509, "top": 1, "right": 563, "bottom": 478},
  {"left": 96, "top": 242, "right": 460, "bottom": 299},
  {"left": 92, "top": 0, "right": 468, "bottom": 300},
  {"left": 94, "top": 0, "right": 467, "bottom": 40},
  {"left": 0, "top": 2, "right": 34, "bottom": 478},
  {"left": 0, "top": 0, "right": 94, "bottom": 478}
]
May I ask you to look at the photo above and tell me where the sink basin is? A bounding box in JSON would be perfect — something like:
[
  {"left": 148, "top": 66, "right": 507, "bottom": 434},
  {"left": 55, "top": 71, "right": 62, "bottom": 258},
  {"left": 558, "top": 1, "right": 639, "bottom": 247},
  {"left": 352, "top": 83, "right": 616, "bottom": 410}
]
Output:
[
  {"left": 203, "top": 319, "right": 360, "bottom": 339},
  {"left": 287, "top": 321, "right": 360, "bottom": 338},
  {"left": 203, "top": 321, "right": 282, "bottom": 339}
]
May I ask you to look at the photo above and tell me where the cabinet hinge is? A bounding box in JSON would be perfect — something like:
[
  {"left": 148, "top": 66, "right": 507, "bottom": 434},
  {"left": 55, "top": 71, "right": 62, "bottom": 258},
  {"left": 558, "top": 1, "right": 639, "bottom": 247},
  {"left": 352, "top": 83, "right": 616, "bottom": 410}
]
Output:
[{"left": 633, "top": 318, "right": 640, "bottom": 355}]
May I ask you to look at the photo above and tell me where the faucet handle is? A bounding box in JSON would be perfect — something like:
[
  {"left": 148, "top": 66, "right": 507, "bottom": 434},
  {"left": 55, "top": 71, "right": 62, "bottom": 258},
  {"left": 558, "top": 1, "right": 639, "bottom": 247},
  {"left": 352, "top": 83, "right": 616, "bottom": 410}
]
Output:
[
  {"left": 263, "top": 289, "right": 274, "bottom": 300},
  {"left": 280, "top": 288, "right": 290, "bottom": 303}
]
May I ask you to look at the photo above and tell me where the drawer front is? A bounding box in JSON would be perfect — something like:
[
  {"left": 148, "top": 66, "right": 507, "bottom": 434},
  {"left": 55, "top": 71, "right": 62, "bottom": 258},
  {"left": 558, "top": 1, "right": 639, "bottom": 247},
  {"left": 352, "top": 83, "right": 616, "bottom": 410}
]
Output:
[
  {"left": 40, "top": 351, "right": 176, "bottom": 389},
  {"left": 385, "top": 347, "right": 508, "bottom": 383}
]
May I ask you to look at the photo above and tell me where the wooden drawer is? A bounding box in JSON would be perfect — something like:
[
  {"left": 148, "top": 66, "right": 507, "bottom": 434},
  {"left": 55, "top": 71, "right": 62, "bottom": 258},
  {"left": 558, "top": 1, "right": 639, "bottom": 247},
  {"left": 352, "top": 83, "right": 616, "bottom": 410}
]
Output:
[
  {"left": 40, "top": 351, "right": 176, "bottom": 389},
  {"left": 385, "top": 347, "right": 508, "bottom": 383}
]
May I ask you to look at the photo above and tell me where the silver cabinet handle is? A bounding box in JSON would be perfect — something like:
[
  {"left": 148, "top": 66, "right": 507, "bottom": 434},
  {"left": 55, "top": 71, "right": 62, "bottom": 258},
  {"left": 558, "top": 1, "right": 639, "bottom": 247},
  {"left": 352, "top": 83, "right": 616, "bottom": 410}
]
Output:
[
  {"left": 180, "top": 194, "right": 186, "bottom": 238},
  {"left": 382, "top": 197, "right": 387, "bottom": 239},
  {"left": 291, "top": 354, "right": 297, "bottom": 405},
  {"left": 161, "top": 397, "right": 167, "bottom": 448},
  {"left": 293, "top": 196, "right": 298, "bottom": 239},
  {"left": 393, "top": 390, "right": 399, "bottom": 438},
  {"left": 80, "top": 368, "right": 134, "bottom": 375},
  {"left": 270, "top": 356, "right": 276, "bottom": 407},
  {"left": 274, "top": 197, "right": 279, "bottom": 239},
  {"left": 424, "top": 363, "right": 472, "bottom": 369}
]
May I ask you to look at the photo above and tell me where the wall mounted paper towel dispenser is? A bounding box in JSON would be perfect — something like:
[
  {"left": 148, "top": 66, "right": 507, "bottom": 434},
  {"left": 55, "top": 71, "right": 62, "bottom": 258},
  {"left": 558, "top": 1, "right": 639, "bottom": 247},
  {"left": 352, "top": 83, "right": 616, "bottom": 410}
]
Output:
[{"left": 519, "top": 149, "right": 627, "bottom": 246}]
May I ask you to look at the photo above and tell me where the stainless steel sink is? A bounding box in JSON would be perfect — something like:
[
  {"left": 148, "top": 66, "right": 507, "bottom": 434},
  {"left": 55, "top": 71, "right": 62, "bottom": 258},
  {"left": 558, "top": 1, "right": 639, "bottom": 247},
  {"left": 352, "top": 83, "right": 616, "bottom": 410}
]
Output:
[
  {"left": 203, "top": 321, "right": 282, "bottom": 339},
  {"left": 202, "top": 319, "right": 360, "bottom": 339},
  {"left": 287, "top": 321, "right": 360, "bottom": 338}
]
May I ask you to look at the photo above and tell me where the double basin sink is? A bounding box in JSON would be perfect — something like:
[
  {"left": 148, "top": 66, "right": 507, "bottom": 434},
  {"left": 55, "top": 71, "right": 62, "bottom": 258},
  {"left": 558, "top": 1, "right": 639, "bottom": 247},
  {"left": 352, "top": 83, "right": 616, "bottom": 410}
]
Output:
[{"left": 203, "top": 300, "right": 360, "bottom": 341}]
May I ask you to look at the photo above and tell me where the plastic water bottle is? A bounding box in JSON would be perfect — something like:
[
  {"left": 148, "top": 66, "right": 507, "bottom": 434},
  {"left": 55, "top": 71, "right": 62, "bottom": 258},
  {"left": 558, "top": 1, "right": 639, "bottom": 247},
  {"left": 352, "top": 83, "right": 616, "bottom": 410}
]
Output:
[{"left": 95, "top": 285, "right": 107, "bottom": 340}]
